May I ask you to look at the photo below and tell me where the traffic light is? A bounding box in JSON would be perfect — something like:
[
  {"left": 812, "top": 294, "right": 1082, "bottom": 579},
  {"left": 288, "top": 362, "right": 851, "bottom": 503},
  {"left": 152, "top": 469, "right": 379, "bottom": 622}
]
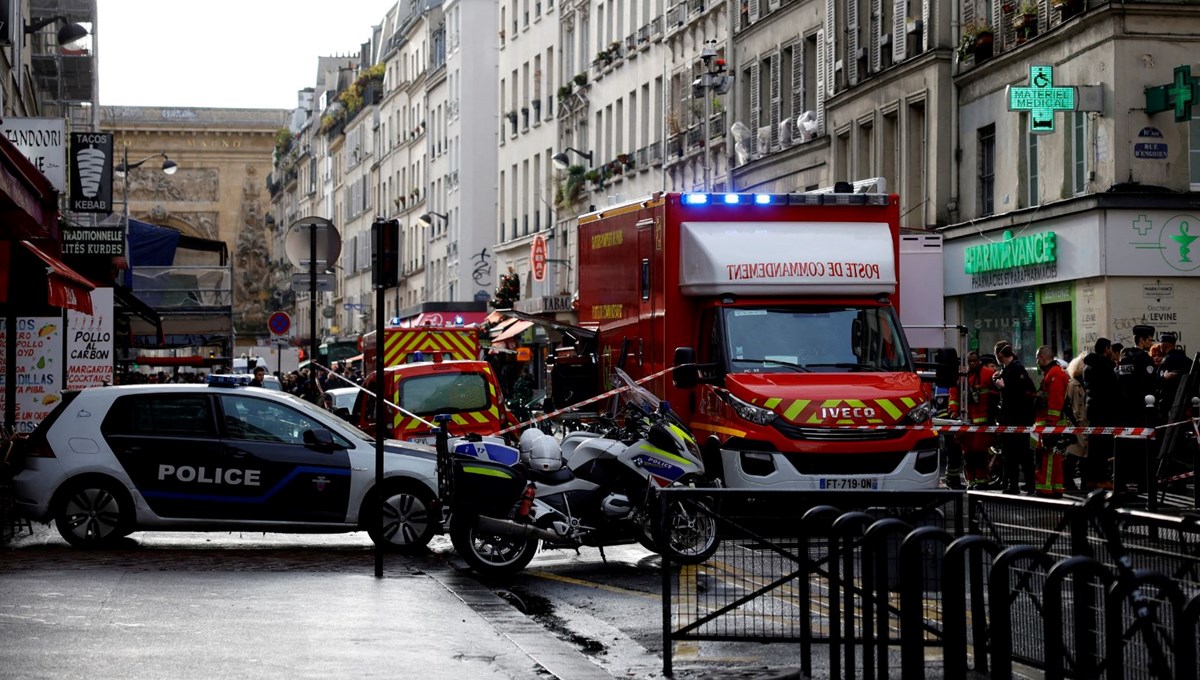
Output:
[{"left": 373, "top": 217, "right": 401, "bottom": 288}]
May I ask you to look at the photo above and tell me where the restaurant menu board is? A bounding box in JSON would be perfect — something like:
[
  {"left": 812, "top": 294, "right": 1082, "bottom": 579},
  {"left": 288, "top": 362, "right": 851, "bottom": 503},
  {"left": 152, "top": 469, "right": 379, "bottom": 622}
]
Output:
[
  {"left": 0, "top": 317, "right": 64, "bottom": 434},
  {"left": 66, "top": 287, "right": 113, "bottom": 390}
]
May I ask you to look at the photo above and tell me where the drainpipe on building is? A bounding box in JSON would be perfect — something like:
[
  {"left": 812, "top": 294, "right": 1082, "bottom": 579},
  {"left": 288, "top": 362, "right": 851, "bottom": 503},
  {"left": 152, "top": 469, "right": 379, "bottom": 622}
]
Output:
[
  {"left": 726, "top": 0, "right": 737, "bottom": 191},
  {"left": 948, "top": 1, "right": 961, "bottom": 223}
]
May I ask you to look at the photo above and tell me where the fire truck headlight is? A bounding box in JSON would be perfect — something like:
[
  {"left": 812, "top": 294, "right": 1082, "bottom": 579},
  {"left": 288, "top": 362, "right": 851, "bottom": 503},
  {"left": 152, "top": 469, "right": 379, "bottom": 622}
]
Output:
[
  {"left": 720, "top": 391, "right": 777, "bottom": 425},
  {"left": 899, "top": 400, "right": 937, "bottom": 425}
]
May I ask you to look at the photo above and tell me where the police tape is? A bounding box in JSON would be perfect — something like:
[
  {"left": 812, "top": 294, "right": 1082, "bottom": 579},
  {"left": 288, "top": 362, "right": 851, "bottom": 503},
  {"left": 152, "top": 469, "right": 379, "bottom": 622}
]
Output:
[
  {"left": 836, "top": 418, "right": 1200, "bottom": 440},
  {"left": 494, "top": 365, "right": 680, "bottom": 437},
  {"left": 305, "top": 360, "right": 437, "bottom": 427}
]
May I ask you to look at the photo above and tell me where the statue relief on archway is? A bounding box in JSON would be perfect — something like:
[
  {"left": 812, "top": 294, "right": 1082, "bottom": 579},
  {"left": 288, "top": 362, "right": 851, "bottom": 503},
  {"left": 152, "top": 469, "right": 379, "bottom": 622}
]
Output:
[
  {"left": 233, "top": 165, "right": 273, "bottom": 334},
  {"left": 127, "top": 167, "right": 219, "bottom": 202}
]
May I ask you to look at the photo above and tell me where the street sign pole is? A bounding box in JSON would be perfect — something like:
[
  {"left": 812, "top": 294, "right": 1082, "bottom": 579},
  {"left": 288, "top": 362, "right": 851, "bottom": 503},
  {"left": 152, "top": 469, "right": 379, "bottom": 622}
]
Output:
[{"left": 310, "top": 220, "right": 318, "bottom": 372}]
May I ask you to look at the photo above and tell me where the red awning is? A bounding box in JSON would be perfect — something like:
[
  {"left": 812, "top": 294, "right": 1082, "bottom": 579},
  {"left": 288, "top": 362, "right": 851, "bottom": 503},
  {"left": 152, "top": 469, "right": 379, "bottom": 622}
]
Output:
[
  {"left": 492, "top": 320, "right": 534, "bottom": 344},
  {"left": 0, "top": 240, "right": 95, "bottom": 315}
]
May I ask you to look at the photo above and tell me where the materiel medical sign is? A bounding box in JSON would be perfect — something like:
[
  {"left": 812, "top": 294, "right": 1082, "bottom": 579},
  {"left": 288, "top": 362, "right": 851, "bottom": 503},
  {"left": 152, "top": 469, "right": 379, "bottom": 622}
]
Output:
[{"left": 1007, "top": 65, "right": 1077, "bottom": 134}]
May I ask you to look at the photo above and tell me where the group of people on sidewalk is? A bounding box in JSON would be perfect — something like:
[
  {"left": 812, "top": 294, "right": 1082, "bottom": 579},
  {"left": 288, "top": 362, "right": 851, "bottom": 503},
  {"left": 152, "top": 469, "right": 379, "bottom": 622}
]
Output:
[{"left": 944, "top": 324, "right": 1195, "bottom": 496}]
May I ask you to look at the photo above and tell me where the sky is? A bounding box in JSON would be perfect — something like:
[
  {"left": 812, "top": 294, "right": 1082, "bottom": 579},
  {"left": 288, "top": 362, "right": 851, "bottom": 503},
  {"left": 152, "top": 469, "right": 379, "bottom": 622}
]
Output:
[{"left": 97, "top": 0, "right": 396, "bottom": 109}]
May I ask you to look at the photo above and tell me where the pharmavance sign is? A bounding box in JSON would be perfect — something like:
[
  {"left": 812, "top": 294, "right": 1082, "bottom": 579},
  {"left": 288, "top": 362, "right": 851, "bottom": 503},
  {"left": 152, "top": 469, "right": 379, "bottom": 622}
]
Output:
[{"left": 964, "top": 230, "right": 1057, "bottom": 274}]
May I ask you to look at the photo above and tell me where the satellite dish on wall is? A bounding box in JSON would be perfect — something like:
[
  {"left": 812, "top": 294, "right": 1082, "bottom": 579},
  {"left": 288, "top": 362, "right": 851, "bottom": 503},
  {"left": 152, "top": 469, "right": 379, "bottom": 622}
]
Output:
[{"left": 284, "top": 217, "right": 342, "bottom": 271}]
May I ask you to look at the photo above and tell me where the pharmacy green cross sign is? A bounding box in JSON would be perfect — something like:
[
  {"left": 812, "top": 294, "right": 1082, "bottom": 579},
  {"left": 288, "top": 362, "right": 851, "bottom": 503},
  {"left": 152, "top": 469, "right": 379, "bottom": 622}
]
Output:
[
  {"left": 1007, "top": 65, "right": 1077, "bottom": 134},
  {"left": 1145, "top": 65, "right": 1199, "bottom": 123}
]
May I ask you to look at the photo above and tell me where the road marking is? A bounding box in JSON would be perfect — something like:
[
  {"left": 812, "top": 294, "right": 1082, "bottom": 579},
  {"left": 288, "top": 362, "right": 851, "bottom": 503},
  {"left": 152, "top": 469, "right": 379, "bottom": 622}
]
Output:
[{"left": 526, "top": 570, "right": 660, "bottom": 600}]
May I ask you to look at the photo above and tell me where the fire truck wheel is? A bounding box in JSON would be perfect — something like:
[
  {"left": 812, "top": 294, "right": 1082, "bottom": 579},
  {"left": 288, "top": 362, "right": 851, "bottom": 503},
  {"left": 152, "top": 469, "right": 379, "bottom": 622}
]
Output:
[{"left": 365, "top": 480, "right": 436, "bottom": 553}]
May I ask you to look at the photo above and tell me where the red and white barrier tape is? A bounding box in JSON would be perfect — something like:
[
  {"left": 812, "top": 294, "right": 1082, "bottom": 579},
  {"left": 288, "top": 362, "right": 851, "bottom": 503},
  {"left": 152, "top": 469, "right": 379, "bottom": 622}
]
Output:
[
  {"left": 836, "top": 417, "right": 1200, "bottom": 440},
  {"left": 494, "top": 364, "right": 679, "bottom": 437}
]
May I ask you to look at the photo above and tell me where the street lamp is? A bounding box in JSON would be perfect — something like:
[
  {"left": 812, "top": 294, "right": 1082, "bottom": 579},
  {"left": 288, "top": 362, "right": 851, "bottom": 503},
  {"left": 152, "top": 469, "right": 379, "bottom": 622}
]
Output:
[
  {"left": 117, "top": 143, "right": 178, "bottom": 338},
  {"left": 551, "top": 147, "right": 594, "bottom": 170},
  {"left": 24, "top": 15, "right": 89, "bottom": 48},
  {"left": 417, "top": 211, "right": 447, "bottom": 228},
  {"left": 692, "top": 40, "right": 733, "bottom": 190}
]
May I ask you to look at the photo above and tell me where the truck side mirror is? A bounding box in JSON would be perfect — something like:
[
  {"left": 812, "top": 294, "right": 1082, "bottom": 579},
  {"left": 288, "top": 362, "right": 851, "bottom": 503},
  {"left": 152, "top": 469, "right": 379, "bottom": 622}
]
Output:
[
  {"left": 673, "top": 347, "right": 698, "bottom": 389},
  {"left": 934, "top": 348, "right": 959, "bottom": 388}
]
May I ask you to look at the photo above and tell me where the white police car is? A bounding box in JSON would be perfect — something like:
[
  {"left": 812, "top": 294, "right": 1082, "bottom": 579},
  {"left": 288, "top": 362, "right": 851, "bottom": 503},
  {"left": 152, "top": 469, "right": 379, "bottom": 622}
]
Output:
[{"left": 11, "top": 375, "right": 440, "bottom": 552}]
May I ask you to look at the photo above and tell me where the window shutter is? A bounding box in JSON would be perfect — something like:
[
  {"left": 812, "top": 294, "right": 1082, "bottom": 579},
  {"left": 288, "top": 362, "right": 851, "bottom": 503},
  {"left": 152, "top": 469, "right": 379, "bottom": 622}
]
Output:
[
  {"left": 791, "top": 40, "right": 805, "bottom": 119},
  {"left": 892, "top": 0, "right": 907, "bottom": 63},
  {"left": 921, "top": 0, "right": 931, "bottom": 52},
  {"left": 750, "top": 61, "right": 761, "bottom": 156},
  {"left": 871, "top": 0, "right": 883, "bottom": 73},
  {"left": 347, "top": 235, "right": 358, "bottom": 272},
  {"left": 825, "top": 0, "right": 837, "bottom": 97},
  {"left": 1037, "top": 0, "right": 1048, "bottom": 33},
  {"left": 846, "top": 0, "right": 859, "bottom": 86},
  {"left": 770, "top": 53, "right": 782, "bottom": 148},
  {"left": 815, "top": 29, "right": 827, "bottom": 133},
  {"left": 749, "top": 0, "right": 760, "bottom": 23}
]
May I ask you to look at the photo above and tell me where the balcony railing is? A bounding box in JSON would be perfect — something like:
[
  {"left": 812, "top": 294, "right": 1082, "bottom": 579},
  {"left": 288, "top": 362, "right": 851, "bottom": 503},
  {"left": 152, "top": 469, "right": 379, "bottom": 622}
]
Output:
[{"left": 649, "top": 140, "right": 662, "bottom": 164}]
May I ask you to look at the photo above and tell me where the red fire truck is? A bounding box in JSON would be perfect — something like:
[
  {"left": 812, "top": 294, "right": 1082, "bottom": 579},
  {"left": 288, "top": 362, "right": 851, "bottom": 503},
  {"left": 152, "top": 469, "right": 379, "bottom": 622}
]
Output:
[{"left": 570, "top": 190, "right": 952, "bottom": 491}]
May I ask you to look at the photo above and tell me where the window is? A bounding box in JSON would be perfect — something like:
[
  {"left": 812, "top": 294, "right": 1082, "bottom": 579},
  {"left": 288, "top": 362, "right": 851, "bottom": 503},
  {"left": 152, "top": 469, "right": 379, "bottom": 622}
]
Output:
[
  {"left": 102, "top": 394, "right": 216, "bottom": 437},
  {"left": 1072, "top": 112, "right": 1088, "bottom": 194},
  {"left": 978, "top": 124, "right": 995, "bottom": 216},
  {"left": 400, "top": 373, "right": 489, "bottom": 414},
  {"left": 218, "top": 395, "right": 345, "bottom": 446}
]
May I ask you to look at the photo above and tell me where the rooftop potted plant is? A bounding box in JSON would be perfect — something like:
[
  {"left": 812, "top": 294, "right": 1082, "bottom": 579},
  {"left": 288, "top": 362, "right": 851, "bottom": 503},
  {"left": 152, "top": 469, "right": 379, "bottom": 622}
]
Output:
[
  {"left": 1013, "top": 0, "right": 1038, "bottom": 41},
  {"left": 957, "top": 18, "right": 994, "bottom": 64}
]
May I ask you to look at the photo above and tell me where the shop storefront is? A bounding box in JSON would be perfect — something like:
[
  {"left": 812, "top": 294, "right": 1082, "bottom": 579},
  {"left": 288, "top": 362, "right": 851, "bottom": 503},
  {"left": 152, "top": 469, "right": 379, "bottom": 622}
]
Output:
[{"left": 944, "top": 203, "right": 1200, "bottom": 360}]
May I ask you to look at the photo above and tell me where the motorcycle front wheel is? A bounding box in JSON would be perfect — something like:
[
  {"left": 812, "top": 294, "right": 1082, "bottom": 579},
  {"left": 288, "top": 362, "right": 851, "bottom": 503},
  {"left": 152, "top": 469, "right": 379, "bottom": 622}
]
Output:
[
  {"left": 650, "top": 497, "right": 720, "bottom": 565},
  {"left": 450, "top": 515, "right": 540, "bottom": 576}
]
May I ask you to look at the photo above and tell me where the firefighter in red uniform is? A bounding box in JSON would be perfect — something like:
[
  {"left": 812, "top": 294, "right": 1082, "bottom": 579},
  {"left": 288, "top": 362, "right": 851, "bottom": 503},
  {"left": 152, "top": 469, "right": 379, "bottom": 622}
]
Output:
[
  {"left": 960, "top": 351, "right": 997, "bottom": 489},
  {"left": 1034, "top": 345, "right": 1069, "bottom": 496}
]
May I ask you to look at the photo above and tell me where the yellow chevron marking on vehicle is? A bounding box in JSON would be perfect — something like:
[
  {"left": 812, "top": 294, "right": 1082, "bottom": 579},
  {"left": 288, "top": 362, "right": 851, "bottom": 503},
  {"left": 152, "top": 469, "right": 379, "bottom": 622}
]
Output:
[
  {"left": 846, "top": 399, "right": 866, "bottom": 408},
  {"left": 821, "top": 399, "right": 840, "bottom": 407},
  {"left": 783, "top": 399, "right": 810, "bottom": 421},
  {"left": 690, "top": 422, "right": 747, "bottom": 438},
  {"left": 877, "top": 398, "right": 903, "bottom": 420},
  {"left": 405, "top": 420, "right": 421, "bottom": 430},
  {"left": 488, "top": 406, "right": 499, "bottom": 418},
  {"left": 901, "top": 397, "right": 917, "bottom": 408},
  {"left": 469, "top": 411, "right": 489, "bottom": 424},
  {"left": 764, "top": 398, "right": 782, "bottom": 409},
  {"left": 452, "top": 414, "right": 468, "bottom": 425},
  {"left": 488, "top": 382, "right": 496, "bottom": 396}
]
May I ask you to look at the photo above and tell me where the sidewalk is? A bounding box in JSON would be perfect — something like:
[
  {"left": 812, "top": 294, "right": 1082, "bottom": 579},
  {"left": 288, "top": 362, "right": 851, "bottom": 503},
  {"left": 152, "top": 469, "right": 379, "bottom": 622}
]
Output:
[{"left": 0, "top": 527, "right": 614, "bottom": 680}]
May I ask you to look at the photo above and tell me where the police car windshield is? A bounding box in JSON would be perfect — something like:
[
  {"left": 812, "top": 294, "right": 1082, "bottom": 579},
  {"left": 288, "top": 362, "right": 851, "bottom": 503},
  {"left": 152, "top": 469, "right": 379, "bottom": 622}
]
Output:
[
  {"left": 272, "top": 389, "right": 375, "bottom": 442},
  {"left": 722, "top": 306, "right": 912, "bottom": 373}
]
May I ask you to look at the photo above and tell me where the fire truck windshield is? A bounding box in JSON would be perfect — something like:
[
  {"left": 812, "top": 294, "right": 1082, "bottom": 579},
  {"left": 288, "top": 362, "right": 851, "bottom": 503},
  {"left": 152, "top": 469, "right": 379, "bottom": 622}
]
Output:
[
  {"left": 721, "top": 306, "right": 912, "bottom": 373},
  {"left": 399, "top": 372, "right": 491, "bottom": 414}
]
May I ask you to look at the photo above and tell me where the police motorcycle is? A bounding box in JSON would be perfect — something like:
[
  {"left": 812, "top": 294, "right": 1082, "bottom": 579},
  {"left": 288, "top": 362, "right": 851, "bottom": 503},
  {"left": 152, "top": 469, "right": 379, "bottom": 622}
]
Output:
[{"left": 439, "top": 369, "right": 720, "bottom": 576}]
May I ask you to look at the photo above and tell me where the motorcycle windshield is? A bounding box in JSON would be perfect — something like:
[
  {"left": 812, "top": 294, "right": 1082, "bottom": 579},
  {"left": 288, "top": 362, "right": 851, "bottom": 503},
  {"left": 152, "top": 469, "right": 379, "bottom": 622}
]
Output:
[{"left": 611, "top": 368, "right": 690, "bottom": 432}]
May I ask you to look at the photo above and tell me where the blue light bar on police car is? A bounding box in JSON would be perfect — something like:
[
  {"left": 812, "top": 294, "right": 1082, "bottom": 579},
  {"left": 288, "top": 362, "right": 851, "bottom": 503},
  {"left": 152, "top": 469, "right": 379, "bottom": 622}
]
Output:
[
  {"left": 208, "top": 374, "right": 253, "bottom": 387},
  {"left": 754, "top": 194, "right": 771, "bottom": 205},
  {"left": 682, "top": 193, "right": 709, "bottom": 205},
  {"left": 723, "top": 193, "right": 739, "bottom": 204}
]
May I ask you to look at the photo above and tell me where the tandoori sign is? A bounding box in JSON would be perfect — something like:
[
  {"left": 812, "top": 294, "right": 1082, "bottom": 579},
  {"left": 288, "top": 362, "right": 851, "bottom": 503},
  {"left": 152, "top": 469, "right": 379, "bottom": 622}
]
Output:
[{"left": 964, "top": 230, "right": 1058, "bottom": 274}]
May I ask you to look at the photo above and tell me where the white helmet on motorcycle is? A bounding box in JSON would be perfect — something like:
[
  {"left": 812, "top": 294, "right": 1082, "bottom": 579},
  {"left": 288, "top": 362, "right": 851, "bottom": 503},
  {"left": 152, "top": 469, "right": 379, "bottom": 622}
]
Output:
[
  {"left": 518, "top": 428, "right": 545, "bottom": 459},
  {"left": 526, "top": 436, "right": 564, "bottom": 472}
]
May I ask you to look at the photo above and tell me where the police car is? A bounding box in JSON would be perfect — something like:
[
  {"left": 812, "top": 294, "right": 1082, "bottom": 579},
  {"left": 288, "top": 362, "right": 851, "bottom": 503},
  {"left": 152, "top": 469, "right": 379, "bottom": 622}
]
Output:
[{"left": 10, "top": 375, "right": 440, "bottom": 552}]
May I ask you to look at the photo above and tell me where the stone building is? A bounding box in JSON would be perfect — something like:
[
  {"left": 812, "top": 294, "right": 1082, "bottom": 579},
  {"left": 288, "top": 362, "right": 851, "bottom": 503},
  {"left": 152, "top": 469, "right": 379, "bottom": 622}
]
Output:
[{"left": 101, "top": 106, "right": 289, "bottom": 347}]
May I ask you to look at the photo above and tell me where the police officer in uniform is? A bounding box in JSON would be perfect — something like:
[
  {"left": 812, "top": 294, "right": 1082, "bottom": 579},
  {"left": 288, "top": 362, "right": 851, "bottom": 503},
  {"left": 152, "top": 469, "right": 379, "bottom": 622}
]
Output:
[
  {"left": 994, "top": 344, "right": 1037, "bottom": 494},
  {"left": 1116, "top": 324, "right": 1157, "bottom": 490}
]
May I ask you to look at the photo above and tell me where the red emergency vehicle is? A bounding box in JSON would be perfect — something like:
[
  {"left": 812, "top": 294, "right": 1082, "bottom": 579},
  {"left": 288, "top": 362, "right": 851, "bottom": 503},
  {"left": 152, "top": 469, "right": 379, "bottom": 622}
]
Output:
[
  {"left": 353, "top": 326, "right": 512, "bottom": 443},
  {"left": 570, "top": 190, "right": 949, "bottom": 490}
]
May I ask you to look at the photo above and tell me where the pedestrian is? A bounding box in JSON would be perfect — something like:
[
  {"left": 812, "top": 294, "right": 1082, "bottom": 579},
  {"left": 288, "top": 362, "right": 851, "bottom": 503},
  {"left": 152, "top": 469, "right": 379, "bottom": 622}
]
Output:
[
  {"left": 1033, "top": 345, "right": 1068, "bottom": 497},
  {"left": 993, "top": 344, "right": 1037, "bottom": 495},
  {"left": 1116, "top": 325, "right": 1157, "bottom": 491},
  {"left": 1062, "top": 351, "right": 1089, "bottom": 491},
  {"left": 1081, "top": 338, "right": 1119, "bottom": 490},
  {"left": 959, "top": 351, "right": 997, "bottom": 489},
  {"left": 1157, "top": 332, "right": 1193, "bottom": 419},
  {"left": 249, "top": 366, "right": 267, "bottom": 388},
  {"left": 941, "top": 378, "right": 964, "bottom": 490}
]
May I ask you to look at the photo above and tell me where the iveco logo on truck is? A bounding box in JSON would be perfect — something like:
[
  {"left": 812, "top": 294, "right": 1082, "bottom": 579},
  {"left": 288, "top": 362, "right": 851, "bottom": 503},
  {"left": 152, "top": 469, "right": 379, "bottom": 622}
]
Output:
[{"left": 820, "top": 407, "right": 878, "bottom": 419}]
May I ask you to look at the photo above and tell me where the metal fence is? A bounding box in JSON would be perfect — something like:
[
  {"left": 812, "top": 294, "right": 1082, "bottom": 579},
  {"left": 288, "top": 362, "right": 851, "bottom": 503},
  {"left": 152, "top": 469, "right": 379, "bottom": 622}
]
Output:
[{"left": 658, "top": 488, "right": 1200, "bottom": 678}]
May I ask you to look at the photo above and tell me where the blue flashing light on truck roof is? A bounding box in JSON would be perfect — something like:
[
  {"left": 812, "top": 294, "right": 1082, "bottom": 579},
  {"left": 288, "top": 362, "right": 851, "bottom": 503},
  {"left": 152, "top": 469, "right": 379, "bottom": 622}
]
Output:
[{"left": 676, "top": 192, "right": 891, "bottom": 208}]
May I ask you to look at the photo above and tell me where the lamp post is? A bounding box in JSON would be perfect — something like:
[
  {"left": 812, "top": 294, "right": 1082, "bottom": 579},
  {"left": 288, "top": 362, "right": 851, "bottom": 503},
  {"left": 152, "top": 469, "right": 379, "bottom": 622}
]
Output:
[
  {"left": 693, "top": 40, "right": 733, "bottom": 190},
  {"left": 551, "top": 147, "right": 594, "bottom": 169},
  {"left": 116, "top": 143, "right": 177, "bottom": 342}
]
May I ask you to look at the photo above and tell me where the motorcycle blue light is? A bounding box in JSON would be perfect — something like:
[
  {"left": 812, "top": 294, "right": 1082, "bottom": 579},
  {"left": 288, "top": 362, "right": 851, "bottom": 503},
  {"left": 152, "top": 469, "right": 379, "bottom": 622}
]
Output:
[
  {"left": 754, "top": 194, "right": 771, "bottom": 205},
  {"left": 723, "top": 193, "right": 739, "bottom": 204},
  {"left": 683, "top": 193, "right": 709, "bottom": 205}
]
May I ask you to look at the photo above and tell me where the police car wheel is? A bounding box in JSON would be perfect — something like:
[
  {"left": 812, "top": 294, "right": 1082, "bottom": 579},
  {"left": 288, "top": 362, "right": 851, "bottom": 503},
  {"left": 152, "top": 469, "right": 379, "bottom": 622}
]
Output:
[
  {"left": 366, "top": 481, "right": 436, "bottom": 553},
  {"left": 53, "top": 478, "right": 132, "bottom": 548}
]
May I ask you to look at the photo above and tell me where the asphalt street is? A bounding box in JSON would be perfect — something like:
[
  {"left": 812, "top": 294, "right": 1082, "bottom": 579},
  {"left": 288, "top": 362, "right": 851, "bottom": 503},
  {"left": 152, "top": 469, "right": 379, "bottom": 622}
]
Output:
[{"left": 0, "top": 526, "right": 805, "bottom": 680}]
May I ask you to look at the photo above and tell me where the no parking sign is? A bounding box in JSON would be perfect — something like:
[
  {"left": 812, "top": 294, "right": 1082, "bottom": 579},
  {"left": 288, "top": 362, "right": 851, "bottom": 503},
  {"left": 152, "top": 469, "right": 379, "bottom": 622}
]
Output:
[{"left": 268, "top": 311, "right": 291, "bottom": 337}]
